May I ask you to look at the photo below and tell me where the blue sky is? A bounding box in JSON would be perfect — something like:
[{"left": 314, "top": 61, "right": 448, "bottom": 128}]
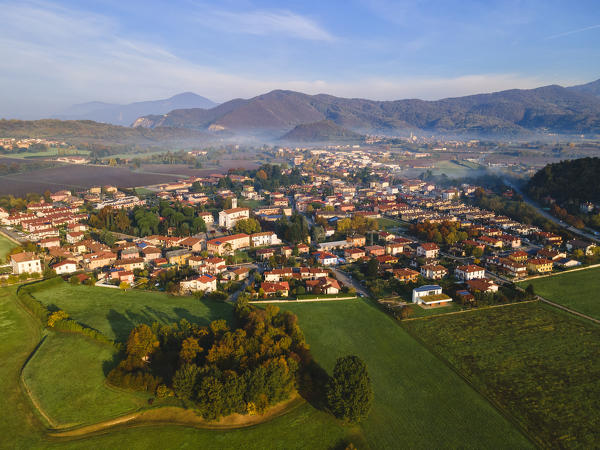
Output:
[{"left": 1, "top": 0, "right": 599, "bottom": 118}]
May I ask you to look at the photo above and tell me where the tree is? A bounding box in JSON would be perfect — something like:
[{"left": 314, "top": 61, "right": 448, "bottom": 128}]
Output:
[
  {"left": 99, "top": 229, "right": 117, "bottom": 247},
  {"left": 126, "top": 324, "right": 159, "bottom": 361},
  {"left": 48, "top": 310, "right": 69, "bottom": 327},
  {"left": 233, "top": 218, "right": 261, "bottom": 235},
  {"left": 327, "top": 355, "right": 373, "bottom": 423},
  {"left": 172, "top": 364, "right": 200, "bottom": 400}
]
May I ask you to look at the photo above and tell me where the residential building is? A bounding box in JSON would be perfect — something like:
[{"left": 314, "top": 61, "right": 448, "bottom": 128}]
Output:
[
  {"left": 455, "top": 264, "right": 485, "bottom": 281},
  {"left": 51, "top": 260, "right": 78, "bottom": 275},
  {"left": 412, "top": 285, "right": 452, "bottom": 306},
  {"left": 416, "top": 243, "right": 439, "bottom": 259},
  {"left": 218, "top": 207, "right": 250, "bottom": 229},
  {"left": 10, "top": 252, "right": 42, "bottom": 275},
  {"left": 206, "top": 233, "right": 250, "bottom": 256},
  {"left": 180, "top": 274, "right": 218, "bottom": 293},
  {"left": 420, "top": 264, "right": 448, "bottom": 280},
  {"left": 527, "top": 258, "right": 553, "bottom": 273}
]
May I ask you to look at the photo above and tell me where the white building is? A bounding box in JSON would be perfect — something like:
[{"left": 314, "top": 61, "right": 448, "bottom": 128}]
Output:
[
  {"left": 180, "top": 274, "right": 218, "bottom": 293},
  {"left": 455, "top": 264, "right": 486, "bottom": 281},
  {"left": 412, "top": 285, "right": 452, "bottom": 306},
  {"left": 251, "top": 231, "right": 281, "bottom": 247},
  {"left": 218, "top": 208, "right": 250, "bottom": 229},
  {"left": 198, "top": 211, "right": 214, "bottom": 225},
  {"left": 416, "top": 243, "right": 439, "bottom": 259},
  {"left": 52, "top": 260, "right": 78, "bottom": 275},
  {"left": 10, "top": 252, "right": 42, "bottom": 275}
]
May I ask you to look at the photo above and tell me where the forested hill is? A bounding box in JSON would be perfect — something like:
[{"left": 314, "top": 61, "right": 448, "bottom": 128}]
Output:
[
  {"left": 133, "top": 82, "right": 600, "bottom": 137},
  {"left": 0, "top": 119, "right": 211, "bottom": 145},
  {"left": 527, "top": 157, "right": 600, "bottom": 204}
]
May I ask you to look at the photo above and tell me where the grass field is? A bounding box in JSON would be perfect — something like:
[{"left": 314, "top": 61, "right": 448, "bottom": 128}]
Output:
[
  {"left": 23, "top": 332, "right": 148, "bottom": 427},
  {"left": 0, "top": 233, "right": 17, "bottom": 260},
  {"left": 376, "top": 217, "right": 403, "bottom": 230},
  {"left": 408, "top": 302, "right": 463, "bottom": 318},
  {"left": 8, "top": 149, "right": 90, "bottom": 159},
  {"left": 403, "top": 302, "right": 600, "bottom": 448},
  {"left": 30, "top": 281, "right": 234, "bottom": 341},
  {"left": 519, "top": 267, "right": 600, "bottom": 319},
  {"left": 280, "top": 299, "right": 531, "bottom": 449},
  {"left": 1, "top": 285, "right": 352, "bottom": 449}
]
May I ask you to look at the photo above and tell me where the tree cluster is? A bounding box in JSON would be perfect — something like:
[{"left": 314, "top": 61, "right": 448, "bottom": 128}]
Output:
[{"left": 107, "top": 303, "right": 310, "bottom": 421}]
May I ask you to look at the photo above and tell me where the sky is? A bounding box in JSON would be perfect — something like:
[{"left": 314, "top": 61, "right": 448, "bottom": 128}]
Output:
[{"left": 1, "top": 0, "right": 600, "bottom": 118}]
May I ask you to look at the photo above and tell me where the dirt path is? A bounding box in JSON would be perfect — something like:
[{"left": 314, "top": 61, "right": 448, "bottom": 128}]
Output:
[
  {"left": 48, "top": 396, "right": 304, "bottom": 438},
  {"left": 537, "top": 296, "right": 600, "bottom": 325}
]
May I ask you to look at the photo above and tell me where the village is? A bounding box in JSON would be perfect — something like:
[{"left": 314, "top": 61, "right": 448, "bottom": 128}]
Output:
[{"left": 1, "top": 150, "right": 598, "bottom": 314}]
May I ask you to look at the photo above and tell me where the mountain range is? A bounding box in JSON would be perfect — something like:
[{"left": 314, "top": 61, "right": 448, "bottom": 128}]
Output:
[
  {"left": 131, "top": 79, "right": 600, "bottom": 140},
  {"left": 55, "top": 93, "right": 217, "bottom": 126}
]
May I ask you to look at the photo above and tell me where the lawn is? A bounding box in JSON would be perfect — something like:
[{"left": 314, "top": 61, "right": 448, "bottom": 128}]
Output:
[
  {"left": 22, "top": 332, "right": 148, "bottom": 427},
  {"left": 376, "top": 217, "right": 403, "bottom": 230},
  {"left": 408, "top": 302, "right": 463, "bottom": 318},
  {"left": 29, "top": 281, "right": 234, "bottom": 341},
  {"left": 519, "top": 267, "right": 600, "bottom": 320},
  {"left": 0, "top": 233, "right": 17, "bottom": 260},
  {"left": 279, "top": 299, "right": 531, "bottom": 449},
  {"left": 0, "top": 286, "right": 351, "bottom": 450},
  {"left": 403, "top": 302, "right": 600, "bottom": 448}
]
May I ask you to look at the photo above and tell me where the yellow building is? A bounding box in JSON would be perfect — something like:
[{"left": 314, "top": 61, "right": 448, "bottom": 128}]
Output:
[{"left": 527, "top": 258, "right": 553, "bottom": 273}]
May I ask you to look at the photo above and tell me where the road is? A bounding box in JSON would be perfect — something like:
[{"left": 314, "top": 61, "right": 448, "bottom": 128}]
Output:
[
  {"left": 506, "top": 181, "right": 600, "bottom": 243},
  {"left": 227, "top": 264, "right": 257, "bottom": 303},
  {"left": 331, "top": 267, "right": 369, "bottom": 297}
]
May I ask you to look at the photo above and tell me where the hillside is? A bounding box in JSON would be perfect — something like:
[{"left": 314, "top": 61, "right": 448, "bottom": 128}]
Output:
[
  {"left": 133, "top": 81, "right": 600, "bottom": 137},
  {"left": 56, "top": 93, "right": 217, "bottom": 126},
  {"left": 527, "top": 157, "right": 600, "bottom": 204},
  {"left": 0, "top": 119, "right": 211, "bottom": 146},
  {"left": 280, "top": 120, "right": 364, "bottom": 142},
  {"left": 569, "top": 79, "right": 600, "bottom": 98}
]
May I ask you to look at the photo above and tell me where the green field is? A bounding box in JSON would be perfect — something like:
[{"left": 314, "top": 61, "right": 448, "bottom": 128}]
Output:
[
  {"left": 23, "top": 332, "right": 148, "bottom": 427},
  {"left": 0, "top": 285, "right": 351, "bottom": 449},
  {"left": 376, "top": 217, "right": 403, "bottom": 230},
  {"left": 7, "top": 149, "right": 90, "bottom": 159},
  {"left": 520, "top": 267, "right": 600, "bottom": 319},
  {"left": 280, "top": 299, "right": 531, "bottom": 449},
  {"left": 0, "top": 233, "right": 17, "bottom": 260},
  {"left": 403, "top": 302, "right": 600, "bottom": 447},
  {"left": 408, "top": 302, "right": 463, "bottom": 318},
  {"left": 30, "top": 281, "right": 234, "bottom": 341}
]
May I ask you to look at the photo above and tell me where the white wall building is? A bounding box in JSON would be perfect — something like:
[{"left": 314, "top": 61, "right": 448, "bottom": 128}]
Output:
[
  {"left": 10, "top": 252, "right": 42, "bottom": 275},
  {"left": 218, "top": 208, "right": 250, "bottom": 229}
]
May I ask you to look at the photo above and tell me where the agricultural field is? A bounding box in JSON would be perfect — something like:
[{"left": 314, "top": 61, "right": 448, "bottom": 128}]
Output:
[
  {"left": 8, "top": 149, "right": 90, "bottom": 159},
  {"left": 0, "top": 233, "right": 17, "bottom": 260},
  {"left": 403, "top": 302, "right": 600, "bottom": 447},
  {"left": 0, "top": 165, "right": 181, "bottom": 196},
  {"left": 519, "top": 267, "right": 600, "bottom": 320},
  {"left": 29, "top": 281, "right": 234, "bottom": 341},
  {"left": 280, "top": 299, "right": 531, "bottom": 449}
]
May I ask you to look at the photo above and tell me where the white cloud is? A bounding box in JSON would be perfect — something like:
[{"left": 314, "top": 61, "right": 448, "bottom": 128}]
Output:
[
  {"left": 0, "top": 1, "right": 585, "bottom": 119},
  {"left": 201, "top": 9, "right": 336, "bottom": 42},
  {"left": 545, "top": 24, "right": 600, "bottom": 40}
]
